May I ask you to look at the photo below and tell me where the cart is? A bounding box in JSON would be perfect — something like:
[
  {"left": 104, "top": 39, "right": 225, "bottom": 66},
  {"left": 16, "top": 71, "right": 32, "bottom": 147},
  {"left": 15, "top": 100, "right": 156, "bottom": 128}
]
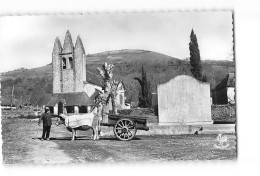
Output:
[{"left": 101, "top": 113, "right": 149, "bottom": 141}]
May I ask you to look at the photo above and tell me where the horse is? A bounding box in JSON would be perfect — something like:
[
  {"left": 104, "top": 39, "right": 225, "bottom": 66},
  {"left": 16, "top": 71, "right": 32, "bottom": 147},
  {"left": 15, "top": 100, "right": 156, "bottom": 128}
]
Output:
[{"left": 56, "top": 107, "right": 101, "bottom": 141}]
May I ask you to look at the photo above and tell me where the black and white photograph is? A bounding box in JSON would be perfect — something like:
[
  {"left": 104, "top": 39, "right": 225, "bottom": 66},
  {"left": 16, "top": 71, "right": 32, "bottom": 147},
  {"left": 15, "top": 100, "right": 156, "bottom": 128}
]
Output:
[{"left": 1, "top": 10, "right": 236, "bottom": 165}]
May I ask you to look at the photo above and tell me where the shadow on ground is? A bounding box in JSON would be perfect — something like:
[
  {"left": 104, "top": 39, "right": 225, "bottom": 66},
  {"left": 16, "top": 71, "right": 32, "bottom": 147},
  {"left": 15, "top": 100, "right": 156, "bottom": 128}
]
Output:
[{"left": 32, "top": 136, "right": 142, "bottom": 141}]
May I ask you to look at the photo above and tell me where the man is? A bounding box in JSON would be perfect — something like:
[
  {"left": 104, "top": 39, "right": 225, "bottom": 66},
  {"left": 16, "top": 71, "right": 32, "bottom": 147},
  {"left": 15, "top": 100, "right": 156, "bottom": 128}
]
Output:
[{"left": 38, "top": 107, "right": 52, "bottom": 141}]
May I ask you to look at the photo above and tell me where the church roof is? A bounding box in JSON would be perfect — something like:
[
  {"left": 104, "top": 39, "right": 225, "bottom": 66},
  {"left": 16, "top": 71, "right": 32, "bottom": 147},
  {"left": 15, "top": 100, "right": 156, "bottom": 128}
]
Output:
[
  {"left": 90, "top": 88, "right": 102, "bottom": 101},
  {"left": 36, "top": 92, "right": 96, "bottom": 107},
  {"left": 62, "top": 30, "right": 74, "bottom": 54},
  {"left": 53, "top": 37, "right": 63, "bottom": 53},
  {"left": 213, "top": 73, "right": 235, "bottom": 90},
  {"left": 75, "top": 35, "right": 85, "bottom": 54},
  {"left": 36, "top": 94, "right": 53, "bottom": 107},
  {"left": 85, "top": 68, "right": 104, "bottom": 87}
]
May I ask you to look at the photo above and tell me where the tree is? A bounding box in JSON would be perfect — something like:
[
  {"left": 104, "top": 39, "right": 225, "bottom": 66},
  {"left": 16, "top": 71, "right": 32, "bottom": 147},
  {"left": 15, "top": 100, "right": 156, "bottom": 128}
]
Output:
[
  {"left": 97, "top": 62, "right": 121, "bottom": 115},
  {"left": 189, "top": 29, "right": 203, "bottom": 81},
  {"left": 134, "top": 65, "right": 152, "bottom": 108}
]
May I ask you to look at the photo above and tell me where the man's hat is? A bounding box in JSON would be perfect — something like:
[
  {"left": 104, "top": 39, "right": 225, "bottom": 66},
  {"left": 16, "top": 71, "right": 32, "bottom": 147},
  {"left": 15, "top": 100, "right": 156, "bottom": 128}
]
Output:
[{"left": 45, "top": 107, "right": 50, "bottom": 110}]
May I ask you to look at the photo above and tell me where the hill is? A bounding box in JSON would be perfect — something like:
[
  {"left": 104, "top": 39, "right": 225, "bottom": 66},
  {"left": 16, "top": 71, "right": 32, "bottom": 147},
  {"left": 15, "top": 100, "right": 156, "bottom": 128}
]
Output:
[{"left": 0, "top": 49, "right": 235, "bottom": 106}]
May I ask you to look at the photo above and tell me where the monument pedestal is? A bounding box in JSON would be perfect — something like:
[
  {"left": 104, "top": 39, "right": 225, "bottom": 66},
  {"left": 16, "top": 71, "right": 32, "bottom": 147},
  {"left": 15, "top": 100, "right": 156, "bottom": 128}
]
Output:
[{"left": 158, "top": 121, "right": 213, "bottom": 126}]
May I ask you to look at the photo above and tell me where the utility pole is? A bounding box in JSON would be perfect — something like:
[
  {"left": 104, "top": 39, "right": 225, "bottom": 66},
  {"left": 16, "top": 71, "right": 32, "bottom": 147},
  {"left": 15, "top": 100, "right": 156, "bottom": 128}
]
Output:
[{"left": 10, "top": 86, "right": 14, "bottom": 111}]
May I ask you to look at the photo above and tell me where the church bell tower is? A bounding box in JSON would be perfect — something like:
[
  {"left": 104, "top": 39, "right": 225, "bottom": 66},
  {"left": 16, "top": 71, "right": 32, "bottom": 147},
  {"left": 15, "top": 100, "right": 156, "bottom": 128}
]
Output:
[{"left": 52, "top": 30, "right": 86, "bottom": 94}]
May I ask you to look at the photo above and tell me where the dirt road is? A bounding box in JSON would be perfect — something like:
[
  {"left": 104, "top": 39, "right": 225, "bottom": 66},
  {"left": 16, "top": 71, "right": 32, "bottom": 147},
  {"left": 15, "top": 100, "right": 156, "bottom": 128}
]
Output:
[{"left": 2, "top": 118, "right": 237, "bottom": 164}]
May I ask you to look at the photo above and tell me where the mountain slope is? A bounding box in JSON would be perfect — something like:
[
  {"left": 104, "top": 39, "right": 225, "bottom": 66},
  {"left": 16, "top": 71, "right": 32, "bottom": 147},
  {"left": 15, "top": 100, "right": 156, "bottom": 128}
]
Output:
[{"left": 1, "top": 49, "right": 235, "bottom": 106}]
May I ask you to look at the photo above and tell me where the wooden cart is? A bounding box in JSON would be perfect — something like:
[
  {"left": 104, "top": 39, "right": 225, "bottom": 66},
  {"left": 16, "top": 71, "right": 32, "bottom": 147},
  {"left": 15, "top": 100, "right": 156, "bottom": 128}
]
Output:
[{"left": 101, "top": 113, "right": 149, "bottom": 141}]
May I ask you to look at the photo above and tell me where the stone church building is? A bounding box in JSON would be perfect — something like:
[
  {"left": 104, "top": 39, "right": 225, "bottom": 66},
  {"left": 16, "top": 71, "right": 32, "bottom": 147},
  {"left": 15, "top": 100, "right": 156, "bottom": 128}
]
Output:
[{"left": 37, "top": 31, "right": 126, "bottom": 114}]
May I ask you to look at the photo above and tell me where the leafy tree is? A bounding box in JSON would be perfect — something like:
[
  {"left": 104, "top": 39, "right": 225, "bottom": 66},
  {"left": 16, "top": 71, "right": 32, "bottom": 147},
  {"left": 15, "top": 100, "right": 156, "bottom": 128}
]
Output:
[
  {"left": 189, "top": 29, "right": 203, "bottom": 81},
  {"left": 134, "top": 65, "right": 152, "bottom": 108},
  {"left": 97, "top": 62, "right": 121, "bottom": 114}
]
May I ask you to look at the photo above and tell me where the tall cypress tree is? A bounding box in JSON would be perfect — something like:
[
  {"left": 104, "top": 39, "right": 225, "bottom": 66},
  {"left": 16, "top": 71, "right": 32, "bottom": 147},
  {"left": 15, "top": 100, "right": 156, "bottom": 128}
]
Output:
[
  {"left": 189, "top": 29, "right": 203, "bottom": 81},
  {"left": 134, "top": 65, "right": 152, "bottom": 108},
  {"left": 146, "top": 80, "right": 152, "bottom": 107},
  {"left": 141, "top": 65, "right": 146, "bottom": 99}
]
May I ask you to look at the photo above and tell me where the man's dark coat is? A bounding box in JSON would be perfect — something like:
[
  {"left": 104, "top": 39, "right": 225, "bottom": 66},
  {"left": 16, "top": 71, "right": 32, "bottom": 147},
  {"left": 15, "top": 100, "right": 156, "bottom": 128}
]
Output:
[{"left": 38, "top": 112, "right": 52, "bottom": 126}]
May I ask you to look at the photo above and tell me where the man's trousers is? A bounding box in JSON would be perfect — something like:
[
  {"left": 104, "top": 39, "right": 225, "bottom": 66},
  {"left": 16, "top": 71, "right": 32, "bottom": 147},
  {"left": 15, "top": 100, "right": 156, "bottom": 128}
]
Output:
[{"left": 42, "top": 126, "right": 51, "bottom": 139}]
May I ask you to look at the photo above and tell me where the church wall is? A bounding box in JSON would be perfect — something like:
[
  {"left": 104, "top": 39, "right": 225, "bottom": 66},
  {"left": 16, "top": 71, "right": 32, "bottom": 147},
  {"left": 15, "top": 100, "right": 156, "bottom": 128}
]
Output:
[
  {"left": 74, "top": 51, "right": 85, "bottom": 92},
  {"left": 62, "top": 69, "right": 74, "bottom": 93},
  {"left": 52, "top": 39, "right": 62, "bottom": 94},
  {"left": 53, "top": 56, "right": 61, "bottom": 94},
  {"left": 227, "top": 87, "right": 235, "bottom": 104},
  {"left": 116, "top": 90, "right": 125, "bottom": 109}
]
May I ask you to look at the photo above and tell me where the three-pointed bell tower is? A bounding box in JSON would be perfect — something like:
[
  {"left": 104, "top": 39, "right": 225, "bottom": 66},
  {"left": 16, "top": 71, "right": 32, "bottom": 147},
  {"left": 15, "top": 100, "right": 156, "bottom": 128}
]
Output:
[{"left": 52, "top": 30, "right": 86, "bottom": 94}]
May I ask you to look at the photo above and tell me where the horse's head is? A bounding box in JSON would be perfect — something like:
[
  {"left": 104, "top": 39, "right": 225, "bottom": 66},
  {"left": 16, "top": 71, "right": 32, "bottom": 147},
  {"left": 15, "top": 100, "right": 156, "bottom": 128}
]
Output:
[{"left": 55, "top": 114, "right": 66, "bottom": 126}]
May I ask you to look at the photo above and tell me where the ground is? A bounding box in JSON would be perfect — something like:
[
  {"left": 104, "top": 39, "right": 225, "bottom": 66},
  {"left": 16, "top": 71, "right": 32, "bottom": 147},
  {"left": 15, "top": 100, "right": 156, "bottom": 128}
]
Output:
[{"left": 2, "top": 118, "right": 237, "bottom": 164}]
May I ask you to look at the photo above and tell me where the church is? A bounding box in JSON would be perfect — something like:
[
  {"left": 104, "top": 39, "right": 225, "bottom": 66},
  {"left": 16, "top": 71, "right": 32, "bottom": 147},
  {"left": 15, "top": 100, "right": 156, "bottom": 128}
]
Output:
[{"left": 37, "top": 31, "right": 126, "bottom": 114}]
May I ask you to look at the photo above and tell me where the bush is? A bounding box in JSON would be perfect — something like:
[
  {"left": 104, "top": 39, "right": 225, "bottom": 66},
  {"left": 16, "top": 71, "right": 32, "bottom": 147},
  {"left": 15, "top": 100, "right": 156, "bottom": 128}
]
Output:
[
  {"left": 1, "top": 109, "right": 39, "bottom": 119},
  {"left": 212, "top": 104, "right": 236, "bottom": 123}
]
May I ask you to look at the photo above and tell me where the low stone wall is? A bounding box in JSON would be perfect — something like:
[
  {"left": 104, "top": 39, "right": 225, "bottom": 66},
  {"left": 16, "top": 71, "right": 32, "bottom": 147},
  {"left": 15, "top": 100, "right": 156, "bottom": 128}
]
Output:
[{"left": 211, "top": 104, "right": 236, "bottom": 123}]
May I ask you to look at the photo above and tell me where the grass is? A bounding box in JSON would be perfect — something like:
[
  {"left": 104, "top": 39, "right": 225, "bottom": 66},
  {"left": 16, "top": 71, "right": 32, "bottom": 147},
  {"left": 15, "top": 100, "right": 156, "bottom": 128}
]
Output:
[
  {"left": 2, "top": 118, "right": 237, "bottom": 164},
  {"left": 2, "top": 119, "right": 31, "bottom": 164}
]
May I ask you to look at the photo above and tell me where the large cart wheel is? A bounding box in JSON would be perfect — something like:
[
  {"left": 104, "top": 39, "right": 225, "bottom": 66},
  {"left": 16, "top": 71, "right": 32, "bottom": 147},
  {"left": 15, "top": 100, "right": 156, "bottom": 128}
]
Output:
[{"left": 113, "top": 118, "right": 137, "bottom": 141}]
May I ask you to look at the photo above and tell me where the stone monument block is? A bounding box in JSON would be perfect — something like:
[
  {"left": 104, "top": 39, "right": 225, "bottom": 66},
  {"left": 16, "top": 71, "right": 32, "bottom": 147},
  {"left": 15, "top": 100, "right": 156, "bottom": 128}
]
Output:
[{"left": 158, "top": 75, "right": 212, "bottom": 125}]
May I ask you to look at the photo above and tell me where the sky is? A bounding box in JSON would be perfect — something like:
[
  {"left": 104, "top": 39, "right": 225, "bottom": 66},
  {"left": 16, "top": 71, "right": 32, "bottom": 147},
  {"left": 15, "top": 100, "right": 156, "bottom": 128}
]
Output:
[{"left": 0, "top": 11, "right": 233, "bottom": 72}]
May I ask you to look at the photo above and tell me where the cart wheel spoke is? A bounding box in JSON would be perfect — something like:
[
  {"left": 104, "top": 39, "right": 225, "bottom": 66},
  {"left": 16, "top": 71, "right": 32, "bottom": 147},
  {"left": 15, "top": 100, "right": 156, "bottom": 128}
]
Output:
[
  {"left": 126, "top": 122, "right": 132, "bottom": 128},
  {"left": 123, "top": 120, "right": 127, "bottom": 127},
  {"left": 125, "top": 131, "right": 130, "bottom": 138},
  {"left": 113, "top": 118, "right": 137, "bottom": 141},
  {"left": 127, "top": 123, "right": 134, "bottom": 128},
  {"left": 117, "top": 123, "right": 123, "bottom": 128},
  {"left": 127, "top": 130, "right": 132, "bottom": 137},
  {"left": 120, "top": 121, "right": 124, "bottom": 127}
]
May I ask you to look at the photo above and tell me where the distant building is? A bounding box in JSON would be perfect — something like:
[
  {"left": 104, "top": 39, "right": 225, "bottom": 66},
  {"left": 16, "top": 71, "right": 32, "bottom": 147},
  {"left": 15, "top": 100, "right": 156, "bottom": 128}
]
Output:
[
  {"left": 37, "top": 31, "right": 126, "bottom": 114},
  {"left": 124, "top": 101, "right": 131, "bottom": 109},
  {"left": 211, "top": 73, "right": 235, "bottom": 105}
]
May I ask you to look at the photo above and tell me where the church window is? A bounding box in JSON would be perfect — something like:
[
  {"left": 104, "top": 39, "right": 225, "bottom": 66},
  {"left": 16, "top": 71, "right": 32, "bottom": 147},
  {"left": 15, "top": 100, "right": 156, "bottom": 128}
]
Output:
[
  {"left": 62, "top": 58, "right": 66, "bottom": 69},
  {"left": 69, "top": 57, "right": 73, "bottom": 68}
]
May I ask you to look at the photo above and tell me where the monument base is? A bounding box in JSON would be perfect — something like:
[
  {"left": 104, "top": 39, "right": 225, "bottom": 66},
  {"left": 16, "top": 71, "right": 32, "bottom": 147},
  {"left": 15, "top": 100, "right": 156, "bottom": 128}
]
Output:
[{"left": 158, "top": 121, "right": 213, "bottom": 126}]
